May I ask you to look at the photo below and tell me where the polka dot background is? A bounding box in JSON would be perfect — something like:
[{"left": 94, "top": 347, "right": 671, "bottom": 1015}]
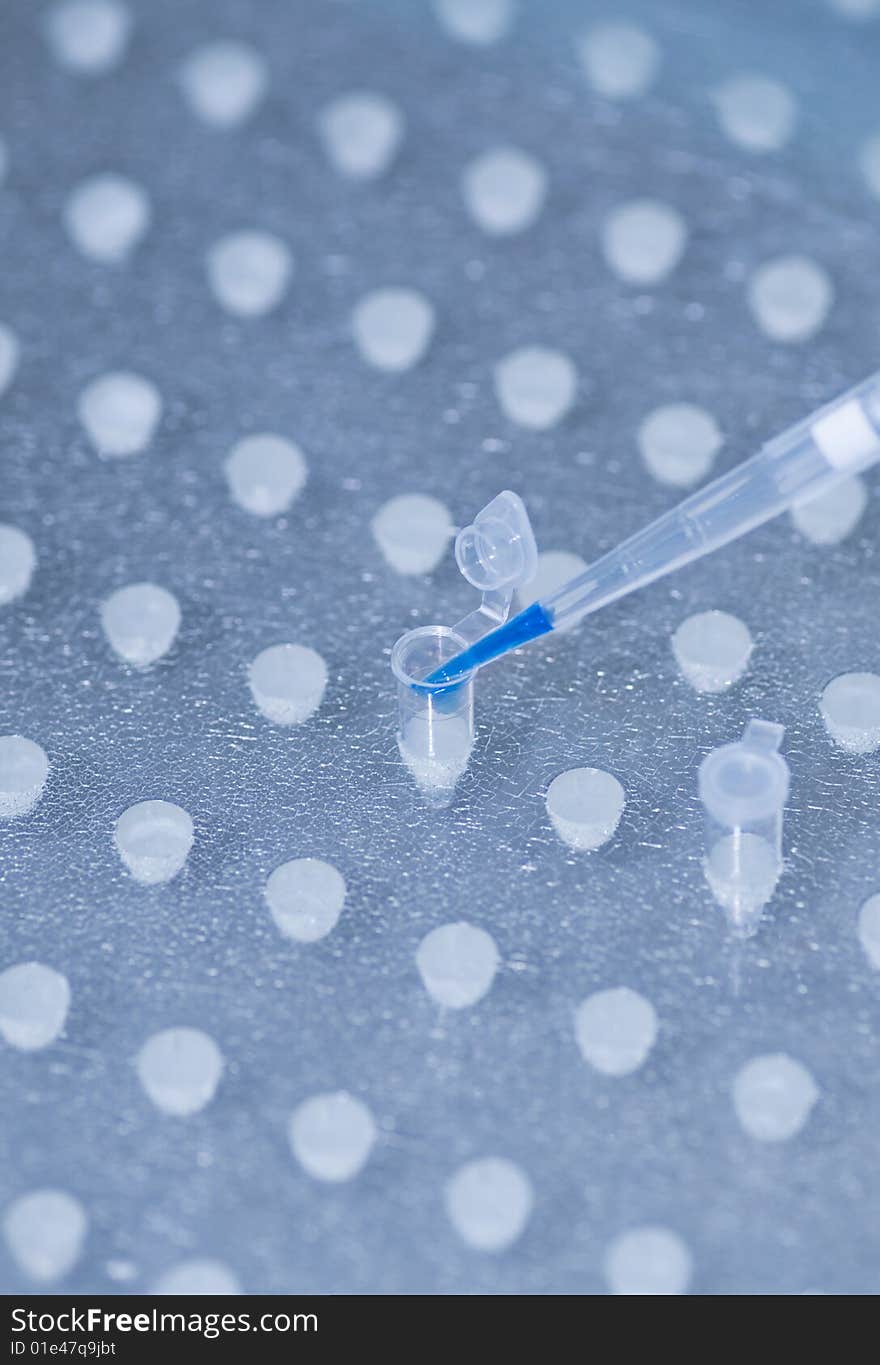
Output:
[{"left": 2, "top": 0, "right": 880, "bottom": 1296}]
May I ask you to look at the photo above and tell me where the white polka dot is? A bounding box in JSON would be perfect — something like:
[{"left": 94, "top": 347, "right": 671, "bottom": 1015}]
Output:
[
  {"left": 265, "top": 858, "right": 346, "bottom": 943},
  {"left": 206, "top": 231, "right": 292, "bottom": 318},
  {"left": 351, "top": 288, "right": 434, "bottom": 372},
  {"left": 638, "top": 403, "right": 722, "bottom": 488},
  {"left": 224, "top": 433, "right": 307, "bottom": 517},
  {"left": 288, "top": 1091, "right": 377, "bottom": 1182},
  {"left": 705, "top": 832, "right": 781, "bottom": 933},
  {"left": 10, "top": 1206, "right": 76, "bottom": 1288},
  {"left": 462, "top": 146, "right": 547, "bottom": 236},
  {"left": 100, "top": 583, "right": 181, "bottom": 666},
  {"left": 179, "top": 41, "right": 267, "bottom": 128},
  {"left": 0, "top": 963, "right": 70, "bottom": 1051},
  {"left": 63, "top": 173, "right": 150, "bottom": 264},
  {"left": 137, "top": 1027, "right": 223, "bottom": 1117},
  {"left": 601, "top": 199, "right": 687, "bottom": 285},
  {"left": 517, "top": 550, "right": 588, "bottom": 630},
  {"left": 733, "top": 1053, "right": 819, "bottom": 1141},
  {"left": 0, "top": 322, "right": 20, "bottom": 397},
  {"left": 546, "top": 767, "right": 625, "bottom": 852},
  {"left": 45, "top": 0, "right": 131, "bottom": 75},
  {"left": 747, "top": 255, "right": 833, "bottom": 344},
  {"left": 105, "top": 1258, "right": 137, "bottom": 1282},
  {"left": 575, "top": 986, "right": 657, "bottom": 1076},
  {"left": 712, "top": 75, "right": 797, "bottom": 153},
  {"left": 4, "top": 1190, "right": 87, "bottom": 1283},
  {"left": 371, "top": 493, "right": 451, "bottom": 574},
  {"left": 494, "top": 346, "right": 577, "bottom": 430},
  {"left": 857, "top": 893, "right": 880, "bottom": 968},
  {"left": 78, "top": 371, "right": 161, "bottom": 458},
  {"left": 318, "top": 91, "right": 403, "bottom": 180},
  {"left": 604, "top": 1226, "right": 691, "bottom": 1295},
  {"left": 114, "top": 800, "right": 193, "bottom": 885},
  {"left": 432, "top": 0, "right": 514, "bottom": 45},
  {"left": 0, "top": 524, "right": 36, "bottom": 606},
  {"left": 416, "top": 922, "right": 499, "bottom": 1009},
  {"left": 820, "top": 671, "right": 880, "bottom": 754},
  {"left": 248, "top": 644, "right": 328, "bottom": 726},
  {"left": 791, "top": 475, "right": 867, "bottom": 545},
  {"left": 859, "top": 133, "right": 880, "bottom": 198},
  {"left": 154, "top": 1259, "right": 241, "bottom": 1295},
  {"left": 445, "top": 1157, "right": 533, "bottom": 1252},
  {"left": 0, "top": 736, "right": 49, "bottom": 820},
  {"left": 671, "top": 610, "right": 753, "bottom": 694},
  {"left": 828, "top": 0, "right": 880, "bottom": 18},
  {"left": 577, "top": 23, "right": 660, "bottom": 100}
]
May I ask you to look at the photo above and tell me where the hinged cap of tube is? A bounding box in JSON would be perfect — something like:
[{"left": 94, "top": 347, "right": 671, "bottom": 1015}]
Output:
[
  {"left": 699, "top": 719, "right": 790, "bottom": 829},
  {"left": 455, "top": 490, "right": 538, "bottom": 593}
]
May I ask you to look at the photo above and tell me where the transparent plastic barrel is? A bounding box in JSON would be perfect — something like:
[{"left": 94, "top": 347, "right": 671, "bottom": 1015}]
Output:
[{"left": 546, "top": 371, "right": 880, "bottom": 631}]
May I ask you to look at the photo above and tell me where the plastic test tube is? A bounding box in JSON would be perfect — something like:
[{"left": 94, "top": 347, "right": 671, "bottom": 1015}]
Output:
[
  {"left": 391, "top": 491, "right": 536, "bottom": 804},
  {"left": 391, "top": 626, "right": 476, "bottom": 805},
  {"left": 698, "top": 719, "right": 790, "bottom": 937}
]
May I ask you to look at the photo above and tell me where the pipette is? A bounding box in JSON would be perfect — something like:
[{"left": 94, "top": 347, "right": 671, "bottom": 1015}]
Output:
[{"left": 427, "top": 370, "right": 880, "bottom": 687}]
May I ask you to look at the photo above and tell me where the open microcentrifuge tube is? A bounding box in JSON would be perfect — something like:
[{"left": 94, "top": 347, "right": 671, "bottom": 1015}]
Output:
[
  {"left": 391, "top": 490, "right": 538, "bottom": 804},
  {"left": 698, "top": 719, "right": 790, "bottom": 937}
]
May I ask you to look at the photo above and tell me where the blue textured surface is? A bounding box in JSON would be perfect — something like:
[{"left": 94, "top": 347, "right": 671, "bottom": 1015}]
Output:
[{"left": 2, "top": 0, "right": 880, "bottom": 1295}]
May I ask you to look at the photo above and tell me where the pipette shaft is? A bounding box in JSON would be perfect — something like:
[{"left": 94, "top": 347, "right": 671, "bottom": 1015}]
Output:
[{"left": 428, "top": 370, "right": 880, "bottom": 686}]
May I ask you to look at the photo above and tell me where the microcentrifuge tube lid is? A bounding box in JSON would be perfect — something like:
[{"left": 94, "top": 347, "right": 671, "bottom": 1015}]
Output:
[{"left": 392, "top": 491, "right": 538, "bottom": 800}]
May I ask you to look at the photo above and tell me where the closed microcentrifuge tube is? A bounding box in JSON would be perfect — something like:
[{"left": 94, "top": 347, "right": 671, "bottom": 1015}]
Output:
[{"left": 698, "top": 719, "right": 790, "bottom": 937}]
